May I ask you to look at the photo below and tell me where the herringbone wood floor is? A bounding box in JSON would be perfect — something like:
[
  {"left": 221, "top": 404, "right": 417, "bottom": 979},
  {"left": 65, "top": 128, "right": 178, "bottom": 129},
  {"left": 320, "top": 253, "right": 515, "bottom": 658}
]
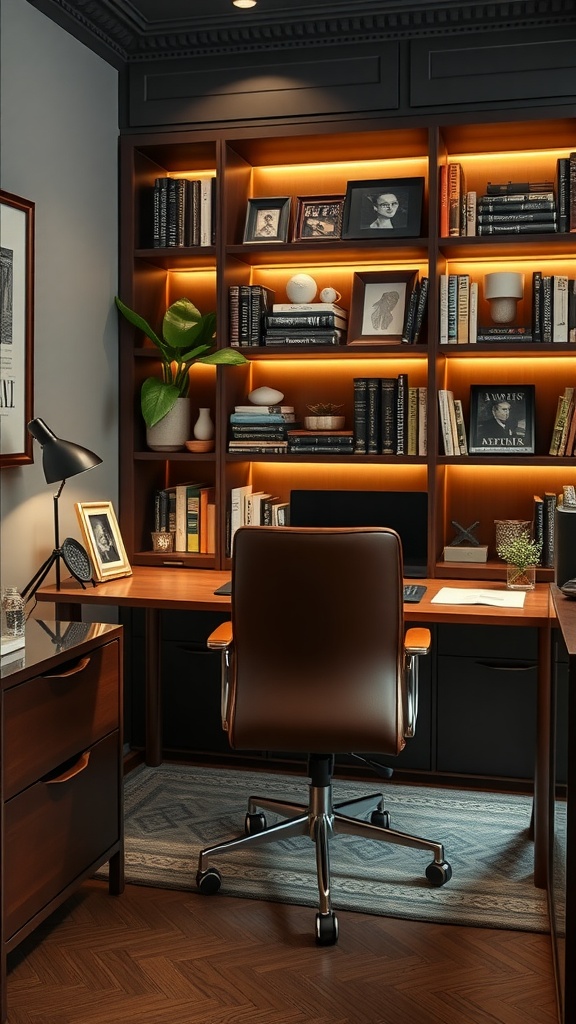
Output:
[{"left": 7, "top": 880, "right": 558, "bottom": 1024}]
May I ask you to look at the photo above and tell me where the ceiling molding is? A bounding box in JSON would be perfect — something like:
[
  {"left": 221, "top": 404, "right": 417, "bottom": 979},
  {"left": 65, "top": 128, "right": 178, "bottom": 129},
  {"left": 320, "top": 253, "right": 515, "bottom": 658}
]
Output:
[{"left": 26, "top": 0, "right": 576, "bottom": 66}]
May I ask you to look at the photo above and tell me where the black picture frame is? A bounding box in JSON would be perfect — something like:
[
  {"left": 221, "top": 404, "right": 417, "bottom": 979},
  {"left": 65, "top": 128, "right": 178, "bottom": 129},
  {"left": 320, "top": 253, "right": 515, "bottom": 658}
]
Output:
[
  {"left": 468, "top": 384, "right": 536, "bottom": 455},
  {"left": 243, "top": 197, "right": 291, "bottom": 243},
  {"left": 293, "top": 195, "right": 345, "bottom": 241},
  {"left": 0, "top": 189, "right": 35, "bottom": 468},
  {"left": 348, "top": 270, "right": 418, "bottom": 344},
  {"left": 341, "top": 177, "right": 425, "bottom": 239}
]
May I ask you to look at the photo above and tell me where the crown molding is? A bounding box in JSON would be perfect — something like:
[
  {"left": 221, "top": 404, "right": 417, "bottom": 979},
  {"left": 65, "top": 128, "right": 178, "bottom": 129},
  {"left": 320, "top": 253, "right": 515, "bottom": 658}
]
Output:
[{"left": 25, "top": 0, "right": 576, "bottom": 66}]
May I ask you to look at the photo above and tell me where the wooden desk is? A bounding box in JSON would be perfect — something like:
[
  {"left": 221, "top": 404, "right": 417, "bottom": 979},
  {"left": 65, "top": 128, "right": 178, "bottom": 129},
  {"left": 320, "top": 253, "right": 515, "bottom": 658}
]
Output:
[{"left": 35, "top": 569, "right": 552, "bottom": 888}]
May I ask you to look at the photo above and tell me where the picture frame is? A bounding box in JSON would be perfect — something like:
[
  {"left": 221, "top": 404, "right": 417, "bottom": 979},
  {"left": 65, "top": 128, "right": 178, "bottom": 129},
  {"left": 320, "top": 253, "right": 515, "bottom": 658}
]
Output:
[
  {"left": 243, "top": 197, "right": 291, "bottom": 243},
  {"left": 293, "top": 195, "right": 345, "bottom": 241},
  {"left": 74, "top": 501, "right": 132, "bottom": 582},
  {"left": 341, "top": 177, "right": 425, "bottom": 240},
  {"left": 0, "top": 189, "right": 35, "bottom": 468},
  {"left": 348, "top": 270, "right": 418, "bottom": 344},
  {"left": 468, "top": 384, "right": 536, "bottom": 455}
]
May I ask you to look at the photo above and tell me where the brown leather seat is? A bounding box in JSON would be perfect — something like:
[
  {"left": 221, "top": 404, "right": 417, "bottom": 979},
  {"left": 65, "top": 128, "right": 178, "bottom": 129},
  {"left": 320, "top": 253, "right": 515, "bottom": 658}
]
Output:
[{"left": 196, "top": 526, "right": 451, "bottom": 944}]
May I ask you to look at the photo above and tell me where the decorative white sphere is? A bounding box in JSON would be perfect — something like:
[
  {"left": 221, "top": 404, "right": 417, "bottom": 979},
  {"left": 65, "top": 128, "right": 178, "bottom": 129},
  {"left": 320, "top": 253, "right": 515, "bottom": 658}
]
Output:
[
  {"left": 319, "top": 287, "right": 341, "bottom": 303},
  {"left": 248, "top": 386, "right": 285, "bottom": 406},
  {"left": 286, "top": 273, "right": 317, "bottom": 303}
]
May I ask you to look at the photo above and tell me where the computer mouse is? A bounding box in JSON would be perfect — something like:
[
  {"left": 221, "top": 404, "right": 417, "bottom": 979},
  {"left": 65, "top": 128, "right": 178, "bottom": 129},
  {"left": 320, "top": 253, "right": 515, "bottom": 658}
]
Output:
[{"left": 560, "top": 578, "right": 576, "bottom": 599}]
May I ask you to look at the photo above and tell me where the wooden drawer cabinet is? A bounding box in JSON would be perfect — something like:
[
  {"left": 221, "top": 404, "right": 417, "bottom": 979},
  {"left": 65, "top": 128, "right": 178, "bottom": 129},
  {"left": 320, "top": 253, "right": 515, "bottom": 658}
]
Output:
[{"left": 1, "top": 620, "right": 124, "bottom": 1024}]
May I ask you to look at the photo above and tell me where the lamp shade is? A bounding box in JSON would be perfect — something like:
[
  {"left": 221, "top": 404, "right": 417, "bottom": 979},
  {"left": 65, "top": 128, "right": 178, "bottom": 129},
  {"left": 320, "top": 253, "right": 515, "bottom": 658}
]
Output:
[{"left": 27, "top": 418, "right": 102, "bottom": 484}]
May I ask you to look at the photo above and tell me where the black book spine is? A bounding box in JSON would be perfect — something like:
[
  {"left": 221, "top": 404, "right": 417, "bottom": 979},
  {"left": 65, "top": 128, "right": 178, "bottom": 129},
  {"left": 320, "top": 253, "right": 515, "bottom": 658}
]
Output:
[
  {"left": 353, "top": 378, "right": 368, "bottom": 454},
  {"left": 569, "top": 153, "right": 576, "bottom": 232},
  {"left": 555, "top": 158, "right": 569, "bottom": 233},
  {"left": 477, "top": 199, "right": 555, "bottom": 212},
  {"left": 229, "top": 285, "right": 240, "bottom": 346},
  {"left": 477, "top": 222, "right": 556, "bottom": 234},
  {"left": 542, "top": 276, "right": 553, "bottom": 343},
  {"left": 153, "top": 177, "right": 170, "bottom": 248},
  {"left": 412, "top": 277, "right": 429, "bottom": 345},
  {"left": 401, "top": 283, "right": 419, "bottom": 344},
  {"left": 477, "top": 211, "right": 557, "bottom": 224},
  {"left": 366, "top": 378, "right": 381, "bottom": 453},
  {"left": 532, "top": 271, "right": 542, "bottom": 343},
  {"left": 533, "top": 496, "right": 544, "bottom": 552},
  {"left": 265, "top": 313, "right": 345, "bottom": 329},
  {"left": 543, "top": 492, "right": 557, "bottom": 568},
  {"left": 239, "top": 285, "right": 251, "bottom": 345},
  {"left": 380, "top": 378, "right": 397, "bottom": 455},
  {"left": 395, "top": 373, "right": 408, "bottom": 456}
]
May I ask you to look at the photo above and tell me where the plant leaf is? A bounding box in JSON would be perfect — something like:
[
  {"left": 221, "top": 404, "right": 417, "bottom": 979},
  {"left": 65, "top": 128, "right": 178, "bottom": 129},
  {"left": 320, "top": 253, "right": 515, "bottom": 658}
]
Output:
[
  {"left": 141, "top": 377, "right": 180, "bottom": 428},
  {"left": 115, "top": 296, "right": 164, "bottom": 350},
  {"left": 199, "top": 348, "right": 248, "bottom": 365},
  {"left": 163, "top": 300, "right": 215, "bottom": 352}
]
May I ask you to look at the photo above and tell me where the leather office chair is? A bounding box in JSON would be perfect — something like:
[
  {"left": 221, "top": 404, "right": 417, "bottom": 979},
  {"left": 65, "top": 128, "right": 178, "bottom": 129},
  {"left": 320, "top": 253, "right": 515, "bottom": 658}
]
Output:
[{"left": 196, "top": 526, "right": 452, "bottom": 944}]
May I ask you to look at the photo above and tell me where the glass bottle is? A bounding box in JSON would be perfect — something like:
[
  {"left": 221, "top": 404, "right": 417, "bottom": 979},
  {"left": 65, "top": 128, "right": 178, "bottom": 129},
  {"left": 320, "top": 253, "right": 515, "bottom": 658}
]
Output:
[{"left": 2, "top": 587, "right": 26, "bottom": 637}]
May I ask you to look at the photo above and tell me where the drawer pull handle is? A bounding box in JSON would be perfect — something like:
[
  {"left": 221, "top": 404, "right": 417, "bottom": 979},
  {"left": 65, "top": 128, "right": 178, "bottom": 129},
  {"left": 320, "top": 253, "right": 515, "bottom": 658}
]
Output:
[
  {"left": 45, "top": 656, "right": 91, "bottom": 679},
  {"left": 46, "top": 751, "right": 91, "bottom": 784}
]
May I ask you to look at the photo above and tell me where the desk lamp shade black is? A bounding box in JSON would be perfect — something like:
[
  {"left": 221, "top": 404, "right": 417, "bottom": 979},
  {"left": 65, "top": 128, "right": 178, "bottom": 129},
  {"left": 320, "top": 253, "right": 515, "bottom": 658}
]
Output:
[{"left": 21, "top": 418, "right": 102, "bottom": 601}]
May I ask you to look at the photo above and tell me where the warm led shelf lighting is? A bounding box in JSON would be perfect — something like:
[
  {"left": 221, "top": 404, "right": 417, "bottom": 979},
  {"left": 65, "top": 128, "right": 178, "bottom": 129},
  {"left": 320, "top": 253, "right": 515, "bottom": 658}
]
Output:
[{"left": 233, "top": 0, "right": 257, "bottom": 7}]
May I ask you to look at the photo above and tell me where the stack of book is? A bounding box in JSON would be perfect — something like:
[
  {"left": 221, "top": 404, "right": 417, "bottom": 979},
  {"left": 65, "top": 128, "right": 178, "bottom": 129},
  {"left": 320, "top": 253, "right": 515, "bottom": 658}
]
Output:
[
  {"left": 261, "top": 302, "right": 348, "bottom": 347},
  {"left": 286, "top": 429, "right": 354, "bottom": 454},
  {"left": 229, "top": 284, "right": 275, "bottom": 346},
  {"left": 476, "top": 182, "right": 557, "bottom": 235},
  {"left": 549, "top": 386, "right": 576, "bottom": 457},
  {"left": 152, "top": 176, "right": 215, "bottom": 247},
  {"left": 153, "top": 483, "right": 215, "bottom": 553},
  {"left": 227, "top": 404, "right": 297, "bottom": 454},
  {"left": 353, "top": 376, "right": 427, "bottom": 456},
  {"left": 437, "top": 390, "right": 468, "bottom": 457}
]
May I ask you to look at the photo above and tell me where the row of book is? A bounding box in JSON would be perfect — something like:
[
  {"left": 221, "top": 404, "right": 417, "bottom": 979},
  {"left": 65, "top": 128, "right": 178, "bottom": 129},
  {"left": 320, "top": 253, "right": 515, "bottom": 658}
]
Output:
[
  {"left": 440, "top": 162, "right": 576, "bottom": 236},
  {"left": 353, "top": 377, "right": 427, "bottom": 456},
  {"left": 153, "top": 484, "right": 215, "bottom": 553},
  {"left": 439, "top": 272, "right": 576, "bottom": 345},
  {"left": 152, "top": 176, "right": 215, "bottom": 248},
  {"left": 227, "top": 484, "right": 290, "bottom": 555},
  {"left": 549, "top": 386, "right": 576, "bottom": 457}
]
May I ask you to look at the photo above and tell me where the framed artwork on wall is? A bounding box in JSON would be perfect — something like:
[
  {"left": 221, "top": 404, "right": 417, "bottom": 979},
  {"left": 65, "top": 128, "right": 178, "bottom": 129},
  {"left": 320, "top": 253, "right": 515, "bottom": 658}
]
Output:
[
  {"left": 341, "top": 177, "right": 425, "bottom": 239},
  {"left": 0, "top": 189, "right": 35, "bottom": 468},
  {"left": 468, "top": 384, "right": 536, "bottom": 454},
  {"left": 75, "top": 501, "right": 132, "bottom": 582}
]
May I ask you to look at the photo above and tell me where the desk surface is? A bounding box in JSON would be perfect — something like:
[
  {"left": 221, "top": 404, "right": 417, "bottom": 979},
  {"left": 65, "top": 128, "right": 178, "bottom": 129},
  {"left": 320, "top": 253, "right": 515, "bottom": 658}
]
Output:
[{"left": 35, "top": 566, "right": 552, "bottom": 626}]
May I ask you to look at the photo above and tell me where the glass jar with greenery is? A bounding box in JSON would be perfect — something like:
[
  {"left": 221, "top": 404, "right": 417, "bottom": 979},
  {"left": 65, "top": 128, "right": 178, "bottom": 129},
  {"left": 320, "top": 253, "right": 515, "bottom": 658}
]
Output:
[{"left": 496, "top": 531, "right": 542, "bottom": 590}]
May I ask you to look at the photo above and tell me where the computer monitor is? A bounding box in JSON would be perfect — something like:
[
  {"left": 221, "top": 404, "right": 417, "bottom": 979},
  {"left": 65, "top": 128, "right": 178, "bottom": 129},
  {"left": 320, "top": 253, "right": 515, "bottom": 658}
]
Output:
[{"left": 289, "top": 489, "right": 428, "bottom": 578}]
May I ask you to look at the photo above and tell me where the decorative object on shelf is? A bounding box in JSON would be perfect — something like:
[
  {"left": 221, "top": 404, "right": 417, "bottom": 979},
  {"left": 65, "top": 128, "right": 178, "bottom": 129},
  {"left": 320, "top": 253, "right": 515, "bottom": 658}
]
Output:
[
  {"left": 496, "top": 530, "right": 542, "bottom": 591},
  {"left": 248, "top": 386, "right": 285, "bottom": 405},
  {"left": 151, "top": 531, "right": 175, "bottom": 553},
  {"left": 114, "top": 296, "right": 247, "bottom": 436},
  {"left": 21, "top": 418, "right": 102, "bottom": 601},
  {"left": 75, "top": 500, "right": 132, "bottom": 583},
  {"left": 185, "top": 439, "right": 214, "bottom": 453},
  {"left": 484, "top": 272, "right": 525, "bottom": 324},
  {"left": 1, "top": 588, "right": 25, "bottom": 639},
  {"left": 285, "top": 273, "right": 317, "bottom": 303},
  {"left": 320, "top": 287, "right": 342, "bottom": 303},
  {"left": 468, "top": 384, "right": 535, "bottom": 455},
  {"left": 293, "top": 195, "right": 345, "bottom": 241},
  {"left": 243, "top": 197, "right": 291, "bottom": 243},
  {"left": 341, "top": 177, "right": 424, "bottom": 239},
  {"left": 443, "top": 520, "right": 487, "bottom": 562},
  {"left": 193, "top": 407, "right": 214, "bottom": 441},
  {"left": 0, "top": 189, "right": 34, "bottom": 469},
  {"left": 304, "top": 402, "right": 345, "bottom": 431},
  {"left": 494, "top": 519, "right": 532, "bottom": 554},
  {"left": 348, "top": 269, "right": 418, "bottom": 344}
]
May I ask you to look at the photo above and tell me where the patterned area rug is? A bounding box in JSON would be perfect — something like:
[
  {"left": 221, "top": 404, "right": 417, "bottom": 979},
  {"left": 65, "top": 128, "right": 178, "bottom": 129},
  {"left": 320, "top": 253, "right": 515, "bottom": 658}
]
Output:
[{"left": 105, "top": 763, "right": 549, "bottom": 933}]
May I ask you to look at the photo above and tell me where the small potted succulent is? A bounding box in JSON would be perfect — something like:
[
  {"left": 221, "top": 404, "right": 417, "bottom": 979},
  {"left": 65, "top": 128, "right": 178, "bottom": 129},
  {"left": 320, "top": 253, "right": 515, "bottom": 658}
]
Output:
[
  {"left": 496, "top": 530, "right": 542, "bottom": 590},
  {"left": 304, "top": 402, "right": 345, "bottom": 431}
]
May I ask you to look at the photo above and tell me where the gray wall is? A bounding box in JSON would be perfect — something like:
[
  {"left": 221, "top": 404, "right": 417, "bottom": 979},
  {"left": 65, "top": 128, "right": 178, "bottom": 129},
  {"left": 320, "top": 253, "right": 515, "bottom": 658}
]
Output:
[{"left": 1, "top": 0, "right": 119, "bottom": 612}]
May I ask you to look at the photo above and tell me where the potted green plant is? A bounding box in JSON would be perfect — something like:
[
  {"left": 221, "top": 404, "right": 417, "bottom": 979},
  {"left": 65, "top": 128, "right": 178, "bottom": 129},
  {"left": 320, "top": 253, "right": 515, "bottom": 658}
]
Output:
[
  {"left": 496, "top": 530, "right": 542, "bottom": 590},
  {"left": 115, "top": 296, "right": 247, "bottom": 446},
  {"left": 304, "top": 402, "right": 345, "bottom": 431}
]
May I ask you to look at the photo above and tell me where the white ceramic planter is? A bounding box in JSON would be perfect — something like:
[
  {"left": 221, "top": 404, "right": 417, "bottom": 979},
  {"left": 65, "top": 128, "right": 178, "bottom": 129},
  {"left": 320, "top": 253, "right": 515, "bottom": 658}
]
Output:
[{"left": 146, "top": 397, "right": 189, "bottom": 452}]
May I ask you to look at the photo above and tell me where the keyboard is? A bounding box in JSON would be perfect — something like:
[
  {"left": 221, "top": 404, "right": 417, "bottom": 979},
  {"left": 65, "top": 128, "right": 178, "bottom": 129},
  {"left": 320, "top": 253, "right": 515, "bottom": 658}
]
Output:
[{"left": 216, "top": 579, "right": 426, "bottom": 604}]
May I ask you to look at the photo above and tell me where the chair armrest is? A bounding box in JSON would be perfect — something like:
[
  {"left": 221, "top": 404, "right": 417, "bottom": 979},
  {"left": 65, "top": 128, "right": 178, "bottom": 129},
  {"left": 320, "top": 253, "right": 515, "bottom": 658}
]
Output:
[
  {"left": 404, "top": 627, "right": 431, "bottom": 656},
  {"left": 402, "top": 628, "right": 431, "bottom": 739},
  {"left": 207, "top": 621, "right": 233, "bottom": 650}
]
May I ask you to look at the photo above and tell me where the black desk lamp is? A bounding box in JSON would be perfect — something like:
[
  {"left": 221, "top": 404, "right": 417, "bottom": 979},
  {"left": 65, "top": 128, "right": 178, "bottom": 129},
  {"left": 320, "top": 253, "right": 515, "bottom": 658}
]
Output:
[{"left": 21, "top": 418, "right": 102, "bottom": 601}]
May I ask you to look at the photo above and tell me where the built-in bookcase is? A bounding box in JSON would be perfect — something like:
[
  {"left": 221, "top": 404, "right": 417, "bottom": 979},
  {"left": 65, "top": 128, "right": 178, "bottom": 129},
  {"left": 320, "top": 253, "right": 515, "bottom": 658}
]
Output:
[{"left": 118, "top": 115, "right": 575, "bottom": 582}]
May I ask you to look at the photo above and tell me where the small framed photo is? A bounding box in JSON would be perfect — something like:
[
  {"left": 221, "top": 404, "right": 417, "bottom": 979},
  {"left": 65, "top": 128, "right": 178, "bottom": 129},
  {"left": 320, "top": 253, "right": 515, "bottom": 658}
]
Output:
[
  {"left": 293, "top": 195, "right": 345, "bottom": 241},
  {"left": 348, "top": 270, "right": 418, "bottom": 344},
  {"left": 74, "top": 501, "right": 132, "bottom": 582},
  {"left": 341, "top": 177, "right": 425, "bottom": 239},
  {"left": 243, "top": 197, "right": 291, "bottom": 243},
  {"left": 468, "top": 385, "right": 536, "bottom": 455}
]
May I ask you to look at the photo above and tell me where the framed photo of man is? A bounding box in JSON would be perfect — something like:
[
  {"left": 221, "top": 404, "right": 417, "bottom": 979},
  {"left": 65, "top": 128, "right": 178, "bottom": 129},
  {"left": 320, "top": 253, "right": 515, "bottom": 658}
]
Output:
[
  {"left": 341, "top": 177, "right": 425, "bottom": 240},
  {"left": 75, "top": 501, "right": 132, "bottom": 581},
  {"left": 468, "top": 385, "right": 536, "bottom": 455}
]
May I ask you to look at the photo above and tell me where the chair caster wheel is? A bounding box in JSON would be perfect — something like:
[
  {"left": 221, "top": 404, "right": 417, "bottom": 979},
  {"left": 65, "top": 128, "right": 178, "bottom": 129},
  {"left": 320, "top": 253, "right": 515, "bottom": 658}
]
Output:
[
  {"left": 370, "top": 809, "right": 391, "bottom": 829},
  {"left": 316, "top": 911, "right": 339, "bottom": 945},
  {"left": 245, "top": 812, "right": 267, "bottom": 834},
  {"left": 196, "top": 867, "right": 222, "bottom": 895},
  {"left": 425, "top": 860, "right": 452, "bottom": 887}
]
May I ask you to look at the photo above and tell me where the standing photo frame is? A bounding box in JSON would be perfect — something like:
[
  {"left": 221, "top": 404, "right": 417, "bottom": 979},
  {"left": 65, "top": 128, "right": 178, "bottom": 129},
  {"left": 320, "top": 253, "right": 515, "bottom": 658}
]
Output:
[
  {"left": 75, "top": 501, "right": 132, "bottom": 582},
  {"left": 348, "top": 270, "right": 418, "bottom": 344},
  {"left": 293, "top": 195, "right": 345, "bottom": 241},
  {"left": 341, "top": 177, "right": 425, "bottom": 239},
  {"left": 468, "top": 384, "right": 536, "bottom": 455},
  {"left": 243, "top": 197, "right": 291, "bottom": 243},
  {"left": 0, "top": 189, "right": 35, "bottom": 468}
]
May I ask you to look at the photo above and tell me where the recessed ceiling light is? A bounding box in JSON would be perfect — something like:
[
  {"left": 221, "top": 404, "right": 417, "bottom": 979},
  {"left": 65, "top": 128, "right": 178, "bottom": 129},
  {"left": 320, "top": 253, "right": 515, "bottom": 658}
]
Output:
[{"left": 233, "top": 0, "right": 257, "bottom": 8}]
